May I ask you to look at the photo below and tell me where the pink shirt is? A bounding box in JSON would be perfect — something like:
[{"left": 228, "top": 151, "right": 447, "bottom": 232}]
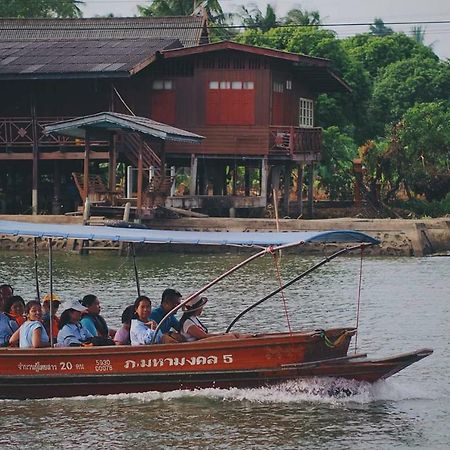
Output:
[{"left": 113, "top": 326, "right": 130, "bottom": 345}]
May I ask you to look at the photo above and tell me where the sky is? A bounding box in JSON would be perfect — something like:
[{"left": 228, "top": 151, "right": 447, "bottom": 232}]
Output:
[{"left": 80, "top": 0, "right": 450, "bottom": 59}]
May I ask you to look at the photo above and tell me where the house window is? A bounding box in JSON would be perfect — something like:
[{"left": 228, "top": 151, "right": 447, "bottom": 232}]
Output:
[
  {"left": 299, "top": 98, "right": 314, "bottom": 128},
  {"left": 206, "top": 80, "right": 255, "bottom": 125},
  {"left": 273, "top": 81, "right": 284, "bottom": 93},
  {"left": 286, "top": 80, "right": 292, "bottom": 90},
  {"left": 152, "top": 80, "right": 173, "bottom": 90}
]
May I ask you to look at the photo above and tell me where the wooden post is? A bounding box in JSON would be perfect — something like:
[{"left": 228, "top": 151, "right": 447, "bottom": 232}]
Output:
[
  {"left": 244, "top": 164, "right": 250, "bottom": 197},
  {"left": 307, "top": 162, "right": 314, "bottom": 218},
  {"left": 83, "top": 131, "right": 91, "bottom": 203},
  {"left": 119, "top": 201, "right": 131, "bottom": 256},
  {"left": 52, "top": 160, "right": 61, "bottom": 215},
  {"left": 137, "top": 134, "right": 144, "bottom": 218},
  {"left": 261, "top": 157, "right": 268, "bottom": 207},
  {"left": 190, "top": 154, "right": 197, "bottom": 196},
  {"left": 108, "top": 134, "right": 117, "bottom": 205},
  {"left": 353, "top": 159, "right": 363, "bottom": 208},
  {"left": 31, "top": 101, "right": 38, "bottom": 215},
  {"left": 283, "top": 163, "right": 291, "bottom": 216},
  {"left": 297, "top": 163, "right": 304, "bottom": 218}
]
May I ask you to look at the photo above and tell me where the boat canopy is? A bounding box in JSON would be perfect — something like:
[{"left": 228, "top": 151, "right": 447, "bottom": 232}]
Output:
[{"left": 0, "top": 220, "right": 380, "bottom": 246}]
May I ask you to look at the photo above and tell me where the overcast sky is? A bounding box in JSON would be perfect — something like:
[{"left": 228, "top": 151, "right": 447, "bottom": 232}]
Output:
[{"left": 80, "top": 0, "right": 450, "bottom": 59}]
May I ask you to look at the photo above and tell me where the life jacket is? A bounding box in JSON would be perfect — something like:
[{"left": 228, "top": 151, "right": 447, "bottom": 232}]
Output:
[
  {"left": 43, "top": 314, "right": 59, "bottom": 340},
  {"left": 7, "top": 313, "right": 25, "bottom": 327}
]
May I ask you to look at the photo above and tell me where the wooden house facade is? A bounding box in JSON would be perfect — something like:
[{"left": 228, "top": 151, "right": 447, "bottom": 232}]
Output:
[{"left": 0, "top": 17, "right": 349, "bottom": 217}]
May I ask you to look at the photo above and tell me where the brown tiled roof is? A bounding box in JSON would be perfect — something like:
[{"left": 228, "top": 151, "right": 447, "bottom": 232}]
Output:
[
  {"left": 0, "top": 38, "right": 180, "bottom": 79},
  {"left": 0, "top": 16, "right": 208, "bottom": 48}
]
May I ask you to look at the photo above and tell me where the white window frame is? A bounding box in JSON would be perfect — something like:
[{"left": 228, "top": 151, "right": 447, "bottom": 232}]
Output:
[{"left": 299, "top": 98, "right": 314, "bottom": 128}]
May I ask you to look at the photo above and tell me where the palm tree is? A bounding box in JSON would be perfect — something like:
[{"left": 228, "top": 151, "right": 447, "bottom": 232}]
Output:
[
  {"left": 369, "top": 18, "right": 394, "bottom": 36},
  {"left": 138, "top": 0, "right": 224, "bottom": 18},
  {"left": 282, "top": 8, "right": 321, "bottom": 26},
  {"left": 237, "top": 3, "right": 277, "bottom": 32}
]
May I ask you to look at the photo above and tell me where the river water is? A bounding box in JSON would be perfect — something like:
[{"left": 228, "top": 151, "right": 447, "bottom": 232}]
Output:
[{"left": 0, "top": 250, "right": 448, "bottom": 449}]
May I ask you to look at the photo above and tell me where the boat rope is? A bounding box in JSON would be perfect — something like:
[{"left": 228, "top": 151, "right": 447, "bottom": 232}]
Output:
[
  {"left": 317, "top": 330, "right": 350, "bottom": 348},
  {"left": 354, "top": 246, "right": 364, "bottom": 353},
  {"left": 270, "top": 247, "right": 292, "bottom": 334}
]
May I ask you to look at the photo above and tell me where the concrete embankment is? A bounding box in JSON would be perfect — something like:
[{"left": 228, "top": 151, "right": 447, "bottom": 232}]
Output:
[{"left": 0, "top": 215, "right": 449, "bottom": 256}]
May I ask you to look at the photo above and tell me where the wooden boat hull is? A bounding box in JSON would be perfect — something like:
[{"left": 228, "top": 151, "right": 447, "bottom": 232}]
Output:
[{"left": 0, "top": 329, "right": 432, "bottom": 400}]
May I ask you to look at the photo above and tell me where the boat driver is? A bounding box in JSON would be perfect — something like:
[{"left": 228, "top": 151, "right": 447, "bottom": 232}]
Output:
[{"left": 150, "top": 288, "right": 183, "bottom": 342}]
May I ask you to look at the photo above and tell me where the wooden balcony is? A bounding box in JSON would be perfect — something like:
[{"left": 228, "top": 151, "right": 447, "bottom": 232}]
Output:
[{"left": 269, "top": 126, "right": 322, "bottom": 162}]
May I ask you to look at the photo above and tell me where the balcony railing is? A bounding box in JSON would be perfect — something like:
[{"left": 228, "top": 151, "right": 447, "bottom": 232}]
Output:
[
  {"left": 269, "top": 126, "right": 322, "bottom": 161},
  {"left": 0, "top": 116, "right": 107, "bottom": 148}
]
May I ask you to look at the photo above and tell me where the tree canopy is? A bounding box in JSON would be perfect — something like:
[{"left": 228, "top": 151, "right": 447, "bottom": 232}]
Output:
[{"left": 0, "top": 0, "right": 83, "bottom": 18}]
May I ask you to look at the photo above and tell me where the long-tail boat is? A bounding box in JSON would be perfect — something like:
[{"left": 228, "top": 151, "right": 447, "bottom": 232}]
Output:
[{"left": 0, "top": 220, "right": 432, "bottom": 400}]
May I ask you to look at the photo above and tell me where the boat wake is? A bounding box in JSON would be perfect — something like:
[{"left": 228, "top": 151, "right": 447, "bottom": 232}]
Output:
[{"left": 64, "top": 377, "right": 428, "bottom": 405}]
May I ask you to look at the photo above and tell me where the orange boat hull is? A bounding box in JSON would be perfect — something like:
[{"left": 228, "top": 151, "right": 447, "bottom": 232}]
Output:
[{"left": 0, "top": 328, "right": 432, "bottom": 399}]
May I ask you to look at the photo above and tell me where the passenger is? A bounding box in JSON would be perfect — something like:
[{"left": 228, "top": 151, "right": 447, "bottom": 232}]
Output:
[
  {"left": 42, "top": 293, "right": 61, "bottom": 342},
  {"left": 150, "top": 288, "right": 183, "bottom": 342},
  {"left": 0, "top": 310, "right": 18, "bottom": 347},
  {"left": 80, "top": 294, "right": 115, "bottom": 339},
  {"left": 4, "top": 295, "right": 26, "bottom": 326},
  {"left": 9, "top": 301, "right": 50, "bottom": 348},
  {"left": 113, "top": 305, "right": 134, "bottom": 345},
  {"left": 57, "top": 300, "right": 93, "bottom": 347},
  {"left": 0, "top": 284, "right": 13, "bottom": 312},
  {"left": 180, "top": 296, "right": 242, "bottom": 342},
  {"left": 130, "top": 296, "right": 162, "bottom": 345}
]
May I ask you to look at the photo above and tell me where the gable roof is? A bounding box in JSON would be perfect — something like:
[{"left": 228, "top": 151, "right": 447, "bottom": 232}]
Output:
[
  {"left": 162, "top": 40, "right": 351, "bottom": 93},
  {"left": 0, "top": 16, "right": 209, "bottom": 48},
  {"left": 44, "top": 112, "right": 205, "bottom": 143},
  {"left": 0, "top": 38, "right": 179, "bottom": 79}
]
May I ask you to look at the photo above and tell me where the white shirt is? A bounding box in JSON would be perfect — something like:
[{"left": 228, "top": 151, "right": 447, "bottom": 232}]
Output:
[
  {"left": 130, "top": 319, "right": 162, "bottom": 345},
  {"left": 181, "top": 316, "right": 207, "bottom": 342}
]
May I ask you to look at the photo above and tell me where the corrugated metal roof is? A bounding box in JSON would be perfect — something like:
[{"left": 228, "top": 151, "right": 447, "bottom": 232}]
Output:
[
  {"left": 0, "top": 16, "right": 208, "bottom": 48},
  {"left": 44, "top": 112, "right": 205, "bottom": 143},
  {"left": 0, "top": 38, "right": 180, "bottom": 79}
]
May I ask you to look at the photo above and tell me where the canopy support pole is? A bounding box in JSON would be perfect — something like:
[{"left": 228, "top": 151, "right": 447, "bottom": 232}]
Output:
[
  {"left": 131, "top": 243, "right": 141, "bottom": 297},
  {"left": 152, "top": 239, "right": 317, "bottom": 343},
  {"left": 48, "top": 238, "right": 54, "bottom": 347},
  {"left": 226, "top": 243, "right": 370, "bottom": 333},
  {"left": 33, "top": 237, "right": 40, "bottom": 302}
]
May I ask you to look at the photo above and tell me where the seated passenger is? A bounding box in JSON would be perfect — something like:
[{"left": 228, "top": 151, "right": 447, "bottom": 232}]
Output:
[
  {"left": 180, "top": 296, "right": 210, "bottom": 342},
  {"left": 9, "top": 301, "right": 50, "bottom": 348},
  {"left": 4, "top": 295, "right": 26, "bottom": 326},
  {"left": 130, "top": 296, "right": 162, "bottom": 345},
  {"left": 0, "top": 310, "right": 18, "bottom": 347},
  {"left": 114, "top": 305, "right": 134, "bottom": 345},
  {"left": 80, "top": 294, "right": 115, "bottom": 339},
  {"left": 150, "top": 288, "right": 183, "bottom": 342},
  {"left": 57, "top": 300, "right": 93, "bottom": 347},
  {"left": 42, "top": 293, "right": 61, "bottom": 342},
  {"left": 0, "top": 284, "right": 14, "bottom": 312},
  {"left": 180, "top": 296, "right": 242, "bottom": 342}
]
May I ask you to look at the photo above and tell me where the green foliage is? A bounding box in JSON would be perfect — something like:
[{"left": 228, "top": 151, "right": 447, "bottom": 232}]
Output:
[
  {"left": 282, "top": 8, "right": 320, "bottom": 26},
  {"left": 371, "top": 57, "right": 450, "bottom": 129},
  {"left": 396, "top": 101, "right": 450, "bottom": 200},
  {"left": 318, "top": 127, "right": 358, "bottom": 200},
  {"left": 393, "top": 194, "right": 450, "bottom": 217},
  {"left": 343, "top": 32, "right": 437, "bottom": 79},
  {"left": 138, "top": 0, "right": 224, "bottom": 17},
  {"left": 0, "top": 0, "right": 83, "bottom": 18}
]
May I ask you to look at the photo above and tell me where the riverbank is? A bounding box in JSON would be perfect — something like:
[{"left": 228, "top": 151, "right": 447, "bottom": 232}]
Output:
[{"left": 0, "top": 215, "right": 449, "bottom": 256}]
